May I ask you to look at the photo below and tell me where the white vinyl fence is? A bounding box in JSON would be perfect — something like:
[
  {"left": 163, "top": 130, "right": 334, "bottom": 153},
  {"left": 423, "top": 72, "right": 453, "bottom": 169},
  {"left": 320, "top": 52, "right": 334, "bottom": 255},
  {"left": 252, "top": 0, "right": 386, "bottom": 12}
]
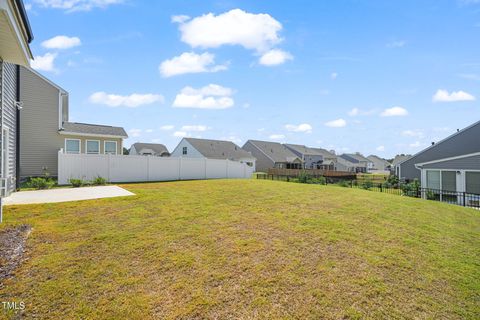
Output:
[{"left": 58, "top": 151, "right": 255, "bottom": 185}]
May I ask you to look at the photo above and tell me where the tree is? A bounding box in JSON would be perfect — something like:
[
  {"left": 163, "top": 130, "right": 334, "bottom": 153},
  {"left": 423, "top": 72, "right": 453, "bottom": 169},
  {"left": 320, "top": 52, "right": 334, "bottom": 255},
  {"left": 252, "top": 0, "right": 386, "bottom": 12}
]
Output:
[{"left": 123, "top": 147, "right": 129, "bottom": 155}]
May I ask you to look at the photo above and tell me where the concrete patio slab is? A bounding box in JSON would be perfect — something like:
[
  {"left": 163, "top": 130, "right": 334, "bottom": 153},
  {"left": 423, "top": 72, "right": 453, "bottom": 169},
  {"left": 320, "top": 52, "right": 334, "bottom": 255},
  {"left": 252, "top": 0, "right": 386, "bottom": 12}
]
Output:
[{"left": 3, "top": 186, "right": 135, "bottom": 205}]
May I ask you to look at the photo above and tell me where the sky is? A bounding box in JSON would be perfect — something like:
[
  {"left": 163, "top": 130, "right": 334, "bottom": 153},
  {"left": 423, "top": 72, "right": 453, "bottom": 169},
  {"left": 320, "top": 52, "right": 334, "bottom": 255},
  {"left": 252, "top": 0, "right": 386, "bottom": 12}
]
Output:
[{"left": 25, "top": 0, "right": 480, "bottom": 158}]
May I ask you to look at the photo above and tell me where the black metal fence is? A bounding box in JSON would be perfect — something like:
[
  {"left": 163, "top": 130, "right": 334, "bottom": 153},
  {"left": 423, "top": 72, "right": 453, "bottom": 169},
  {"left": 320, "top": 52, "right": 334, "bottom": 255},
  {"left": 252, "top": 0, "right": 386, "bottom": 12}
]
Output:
[{"left": 256, "top": 174, "right": 480, "bottom": 209}]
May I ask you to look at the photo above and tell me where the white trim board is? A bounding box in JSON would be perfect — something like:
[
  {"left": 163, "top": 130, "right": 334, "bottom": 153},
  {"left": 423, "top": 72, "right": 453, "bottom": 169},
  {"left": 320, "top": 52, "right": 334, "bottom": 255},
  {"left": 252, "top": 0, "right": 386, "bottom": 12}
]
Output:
[{"left": 415, "top": 152, "right": 480, "bottom": 168}]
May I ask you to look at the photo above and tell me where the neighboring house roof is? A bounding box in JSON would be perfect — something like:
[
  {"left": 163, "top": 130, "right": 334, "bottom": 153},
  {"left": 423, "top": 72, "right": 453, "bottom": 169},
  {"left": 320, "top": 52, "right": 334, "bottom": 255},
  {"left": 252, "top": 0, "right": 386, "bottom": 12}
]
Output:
[
  {"left": 336, "top": 156, "right": 356, "bottom": 167},
  {"left": 185, "top": 138, "right": 255, "bottom": 160},
  {"left": 367, "top": 155, "right": 391, "bottom": 166},
  {"left": 310, "top": 147, "right": 337, "bottom": 159},
  {"left": 392, "top": 155, "right": 412, "bottom": 167},
  {"left": 131, "top": 143, "right": 169, "bottom": 155},
  {"left": 60, "top": 122, "right": 128, "bottom": 138},
  {"left": 245, "top": 140, "right": 301, "bottom": 163},
  {"left": 340, "top": 153, "right": 371, "bottom": 164},
  {"left": 397, "top": 120, "right": 480, "bottom": 167},
  {"left": 284, "top": 144, "right": 324, "bottom": 156}
]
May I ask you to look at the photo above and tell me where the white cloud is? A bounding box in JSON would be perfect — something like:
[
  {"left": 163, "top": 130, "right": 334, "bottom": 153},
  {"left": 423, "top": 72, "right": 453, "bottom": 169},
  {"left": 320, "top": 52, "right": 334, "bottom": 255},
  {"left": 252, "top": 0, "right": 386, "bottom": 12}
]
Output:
[
  {"left": 25, "top": 3, "right": 32, "bottom": 10},
  {"left": 432, "top": 89, "right": 476, "bottom": 102},
  {"left": 325, "top": 119, "right": 347, "bottom": 128},
  {"left": 331, "top": 72, "right": 338, "bottom": 80},
  {"left": 173, "top": 131, "right": 189, "bottom": 138},
  {"left": 173, "top": 84, "right": 234, "bottom": 109},
  {"left": 269, "top": 134, "right": 285, "bottom": 140},
  {"left": 160, "top": 125, "right": 175, "bottom": 131},
  {"left": 41, "top": 35, "right": 81, "bottom": 49},
  {"left": 285, "top": 123, "right": 312, "bottom": 133},
  {"left": 376, "top": 146, "right": 385, "bottom": 152},
  {"left": 458, "top": 74, "right": 480, "bottom": 81},
  {"left": 171, "top": 15, "right": 190, "bottom": 23},
  {"left": 159, "top": 52, "right": 228, "bottom": 77},
  {"left": 89, "top": 92, "right": 164, "bottom": 108},
  {"left": 181, "top": 125, "right": 209, "bottom": 132},
  {"left": 30, "top": 52, "right": 57, "bottom": 72},
  {"left": 380, "top": 106, "right": 408, "bottom": 117},
  {"left": 34, "top": 0, "right": 124, "bottom": 12},
  {"left": 129, "top": 129, "right": 142, "bottom": 138},
  {"left": 348, "top": 108, "right": 359, "bottom": 116},
  {"left": 401, "top": 129, "right": 424, "bottom": 138},
  {"left": 145, "top": 129, "right": 154, "bottom": 133},
  {"left": 259, "top": 49, "right": 293, "bottom": 66},
  {"left": 386, "top": 40, "right": 406, "bottom": 48},
  {"left": 409, "top": 141, "right": 424, "bottom": 148},
  {"left": 177, "top": 9, "right": 283, "bottom": 53}
]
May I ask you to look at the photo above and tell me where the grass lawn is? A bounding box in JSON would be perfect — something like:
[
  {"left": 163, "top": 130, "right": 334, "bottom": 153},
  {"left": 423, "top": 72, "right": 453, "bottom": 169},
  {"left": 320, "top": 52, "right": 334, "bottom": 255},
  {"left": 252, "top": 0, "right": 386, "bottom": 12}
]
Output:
[{"left": 1, "top": 179, "right": 479, "bottom": 319}]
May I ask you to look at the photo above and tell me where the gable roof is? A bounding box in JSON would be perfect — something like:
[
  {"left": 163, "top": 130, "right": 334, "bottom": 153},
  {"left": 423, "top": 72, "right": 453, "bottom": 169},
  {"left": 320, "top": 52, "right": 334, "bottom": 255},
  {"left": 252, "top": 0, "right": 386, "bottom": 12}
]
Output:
[
  {"left": 60, "top": 122, "right": 128, "bottom": 138},
  {"left": 397, "top": 120, "right": 480, "bottom": 166},
  {"left": 131, "top": 143, "right": 169, "bottom": 155},
  {"left": 392, "top": 154, "right": 412, "bottom": 166},
  {"left": 184, "top": 138, "right": 254, "bottom": 160},
  {"left": 367, "top": 155, "right": 391, "bottom": 165},
  {"left": 336, "top": 156, "right": 355, "bottom": 167},
  {"left": 341, "top": 153, "right": 371, "bottom": 163},
  {"left": 284, "top": 144, "right": 324, "bottom": 156},
  {"left": 310, "top": 147, "right": 337, "bottom": 159},
  {"left": 246, "top": 140, "right": 301, "bottom": 163}
]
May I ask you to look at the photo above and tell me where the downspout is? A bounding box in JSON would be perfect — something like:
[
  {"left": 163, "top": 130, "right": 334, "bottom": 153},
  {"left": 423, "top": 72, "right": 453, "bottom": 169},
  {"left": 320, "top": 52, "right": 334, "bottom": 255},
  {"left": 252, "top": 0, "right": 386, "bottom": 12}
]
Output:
[{"left": 15, "top": 65, "right": 20, "bottom": 190}]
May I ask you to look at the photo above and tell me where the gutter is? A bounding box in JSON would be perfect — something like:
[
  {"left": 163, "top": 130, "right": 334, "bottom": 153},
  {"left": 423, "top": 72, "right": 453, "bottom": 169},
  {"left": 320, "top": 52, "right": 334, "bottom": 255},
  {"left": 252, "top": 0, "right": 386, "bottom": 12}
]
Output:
[
  {"left": 15, "top": 65, "right": 20, "bottom": 190},
  {"left": 14, "top": 0, "right": 33, "bottom": 43}
]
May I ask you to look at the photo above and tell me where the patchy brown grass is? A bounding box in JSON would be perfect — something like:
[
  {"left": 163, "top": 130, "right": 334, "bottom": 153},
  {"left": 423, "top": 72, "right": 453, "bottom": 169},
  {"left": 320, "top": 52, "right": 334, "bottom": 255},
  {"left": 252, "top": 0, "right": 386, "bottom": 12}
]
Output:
[{"left": 0, "top": 179, "right": 478, "bottom": 319}]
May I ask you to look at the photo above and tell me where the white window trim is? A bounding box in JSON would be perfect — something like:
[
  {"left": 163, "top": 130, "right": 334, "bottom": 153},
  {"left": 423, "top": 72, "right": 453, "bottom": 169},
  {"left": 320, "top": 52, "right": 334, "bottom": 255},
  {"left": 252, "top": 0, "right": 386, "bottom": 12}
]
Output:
[
  {"left": 65, "top": 138, "right": 81, "bottom": 154},
  {"left": 104, "top": 140, "right": 117, "bottom": 155},
  {"left": 86, "top": 139, "right": 100, "bottom": 154}
]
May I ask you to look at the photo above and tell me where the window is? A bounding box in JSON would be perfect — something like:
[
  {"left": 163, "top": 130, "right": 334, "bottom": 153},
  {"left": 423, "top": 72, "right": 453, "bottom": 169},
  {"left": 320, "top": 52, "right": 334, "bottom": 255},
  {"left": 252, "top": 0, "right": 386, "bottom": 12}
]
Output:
[
  {"left": 86, "top": 140, "right": 100, "bottom": 154},
  {"left": 104, "top": 141, "right": 117, "bottom": 155},
  {"left": 426, "top": 170, "right": 440, "bottom": 190},
  {"left": 441, "top": 171, "right": 456, "bottom": 192},
  {"left": 182, "top": 146, "right": 187, "bottom": 155},
  {"left": 466, "top": 172, "right": 480, "bottom": 194},
  {"left": 65, "top": 139, "right": 80, "bottom": 154}
]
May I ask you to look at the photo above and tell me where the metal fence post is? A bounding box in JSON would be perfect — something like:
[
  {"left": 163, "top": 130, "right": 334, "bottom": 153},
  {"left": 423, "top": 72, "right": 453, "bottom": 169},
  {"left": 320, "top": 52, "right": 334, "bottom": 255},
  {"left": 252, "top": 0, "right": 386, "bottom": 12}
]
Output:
[{"left": 463, "top": 192, "right": 466, "bottom": 207}]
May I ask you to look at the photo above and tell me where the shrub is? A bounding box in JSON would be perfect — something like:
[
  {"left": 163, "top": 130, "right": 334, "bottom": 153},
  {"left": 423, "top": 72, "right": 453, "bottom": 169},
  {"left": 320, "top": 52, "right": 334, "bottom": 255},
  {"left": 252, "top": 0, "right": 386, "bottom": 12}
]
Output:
[
  {"left": 312, "top": 176, "right": 326, "bottom": 185},
  {"left": 92, "top": 176, "right": 107, "bottom": 186},
  {"left": 28, "top": 177, "right": 56, "bottom": 190},
  {"left": 69, "top": 178, "right": 84, "bottom": 188},
  {"left": 338, "top": 180, "right": 350, "bottom": 187},
  {"left": 361, "top": 180, "right": 373, "bottom": 190},
  {"left": 401, "top": 179, "right": 420, "bottom": 197},
  {"left": 298, "top": 171, "right": 312, "bottom": 184}
]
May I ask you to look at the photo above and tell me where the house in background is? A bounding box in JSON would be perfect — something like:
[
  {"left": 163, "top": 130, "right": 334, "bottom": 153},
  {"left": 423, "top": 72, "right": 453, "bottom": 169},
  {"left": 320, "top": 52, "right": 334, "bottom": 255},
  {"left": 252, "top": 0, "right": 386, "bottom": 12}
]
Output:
[
  {"left": 242, "top": 140, "right": 302, "bottom": 172},
  {"left": 19, "top": 67, "right": 128, "bottom": 178},
  {"left": 310, "top": 148, "right": 340, "bottom": 170},
  {"left": 339, "top": 153, "right": 373, "bottom": 173},
  {"left": 172, "top": 138, "right": 256, "bottom": 168},
  {"left": 0, "top": 0, "right": 33, "bottom": 195},
  {"left": 284, "top": 144, "right": 329, "bottom": 169},
  {"left": 397, "top": 121, "right": 480, "bottom": 196},
  {"left": 129, "top": 143, "right": 169, "bottom": 157},
  {"left": 335, "top": 156, "right": 356, "bottom": 173},
  {"left": 367, "top": 155, "right": 391, "bottom": 173},
  {"left": 391, "top": 154, "right": 411, "bottom": 176}
]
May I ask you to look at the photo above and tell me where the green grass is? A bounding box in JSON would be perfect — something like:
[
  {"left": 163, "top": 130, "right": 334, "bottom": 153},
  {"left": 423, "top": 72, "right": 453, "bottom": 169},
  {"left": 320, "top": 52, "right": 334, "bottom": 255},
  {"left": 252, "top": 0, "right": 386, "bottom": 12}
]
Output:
[{"left": 1, "top": 179, "right": 479, "bottom": 319}]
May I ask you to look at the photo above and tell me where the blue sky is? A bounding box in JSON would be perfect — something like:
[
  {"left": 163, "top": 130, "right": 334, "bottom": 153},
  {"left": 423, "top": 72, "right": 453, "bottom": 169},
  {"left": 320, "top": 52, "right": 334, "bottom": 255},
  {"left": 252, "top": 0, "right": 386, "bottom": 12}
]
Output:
[{"left": 26, "top": 0, "right": 480, "bottom": 157}]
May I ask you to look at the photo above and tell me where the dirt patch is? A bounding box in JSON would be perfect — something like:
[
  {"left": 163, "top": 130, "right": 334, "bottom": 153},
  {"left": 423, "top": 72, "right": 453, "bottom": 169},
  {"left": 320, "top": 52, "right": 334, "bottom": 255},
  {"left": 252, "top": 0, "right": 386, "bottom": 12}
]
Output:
[{"left": 0, "top": 225, "right": 32, "bottom": 286}]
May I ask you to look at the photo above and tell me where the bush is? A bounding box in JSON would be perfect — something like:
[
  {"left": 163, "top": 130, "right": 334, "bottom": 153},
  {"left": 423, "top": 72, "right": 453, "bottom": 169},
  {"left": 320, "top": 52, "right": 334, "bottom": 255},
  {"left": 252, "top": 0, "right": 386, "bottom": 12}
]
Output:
[
  {"left": 401, "top": 179, "right": 420, "bottom": 197},
  {"left": 361, "top": 180, "right": 373, "bottom": 190},
  {"left": 298, "top": 171, "right": 312, "bottom": 184},
  {"left": 92, "top": 176, "right": 107, "bottom": 185},
  {"left": 28, "top": 177, "right": 56, "bottom": 190},
  {"left": 311, "top": 176, "right": 326, "bottom": 185},
  {"left": 69, "top": 178, "right": 84, "bottom": 188},
  {"left": 338, "top": 180, "right": 350, "bottom": 187}
]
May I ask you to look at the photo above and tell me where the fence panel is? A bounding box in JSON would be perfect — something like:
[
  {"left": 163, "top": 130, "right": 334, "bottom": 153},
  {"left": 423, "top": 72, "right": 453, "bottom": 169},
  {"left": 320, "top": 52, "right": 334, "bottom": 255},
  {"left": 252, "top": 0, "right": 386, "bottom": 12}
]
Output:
[{"left": 58, "top": 152, "right": 253, "bottom": 185}]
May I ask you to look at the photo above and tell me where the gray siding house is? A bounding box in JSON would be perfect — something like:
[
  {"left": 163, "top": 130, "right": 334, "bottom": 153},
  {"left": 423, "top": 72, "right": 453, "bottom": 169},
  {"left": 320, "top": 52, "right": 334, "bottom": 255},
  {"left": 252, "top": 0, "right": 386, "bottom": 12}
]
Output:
[
  {"left": 19, "top": 67, "right": 128, "bottom": 178},
  {"left": 172, "top": 138, "right": 256, "bottom": 168},
  {"left": 284, "top": 144, "right": 335, "bottom": 170},
  {"left": 367, "top": 155, "right": 391, "bottom": 173},
  {"left": 398, "top": 121, "right": 480, "bottom": 182},
  {"left": 242, "top": 140, "right": 302, "bottom": 172},
  {"left": 0, "top": 0, "right": 33, "bottom": 195},
  {"left": 129, "top": 143, "right": 170, "bottom": 157},
  {"left": 339, "top": 153, "right": 373, "bottom": 173}
]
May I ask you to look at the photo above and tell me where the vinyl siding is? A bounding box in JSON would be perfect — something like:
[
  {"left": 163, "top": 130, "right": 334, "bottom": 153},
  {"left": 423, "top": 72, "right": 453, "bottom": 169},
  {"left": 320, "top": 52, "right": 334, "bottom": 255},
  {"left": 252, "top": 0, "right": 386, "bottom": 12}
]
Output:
[
  {"left": 171, "top": 139, "right": 204, "bottom": 158},
  {"left": 242, "top": 141, "right": 275, "bottom": 173},
  {"left": 420, "top": 155, "right": 480, "bottom": 170},
  {"left": 399, "top": 123, "right": 480, "bottom": 180},
  {"left": 1, "top": 61, "right": 18, "bottom": 194},
  {"left": 19, "top": 68, "right": 123, "bottom": 177},
  {"left": 20, "top": 67, "right": 62, "bottom": 177}
]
